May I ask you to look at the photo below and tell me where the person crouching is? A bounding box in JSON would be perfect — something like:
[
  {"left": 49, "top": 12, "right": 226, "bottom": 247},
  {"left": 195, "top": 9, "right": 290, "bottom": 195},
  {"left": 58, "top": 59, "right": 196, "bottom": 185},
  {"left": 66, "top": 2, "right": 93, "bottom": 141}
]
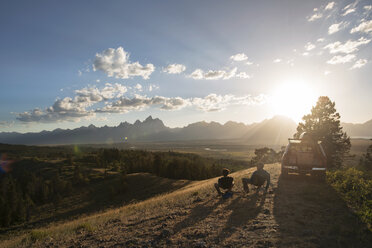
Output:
[
  {"left": 214, "top": 168, "right": 234, "bottom": 196},
  {"left": 242, "top": 162, "right": 270, "bottom": 193}
]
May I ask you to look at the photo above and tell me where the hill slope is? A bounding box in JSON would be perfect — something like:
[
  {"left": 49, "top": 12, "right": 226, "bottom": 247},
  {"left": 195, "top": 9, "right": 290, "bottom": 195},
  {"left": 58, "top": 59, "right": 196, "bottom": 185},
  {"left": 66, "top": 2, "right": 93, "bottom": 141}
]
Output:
[{"left": 4, "top": 164, "right": 371, "bottom": 247}]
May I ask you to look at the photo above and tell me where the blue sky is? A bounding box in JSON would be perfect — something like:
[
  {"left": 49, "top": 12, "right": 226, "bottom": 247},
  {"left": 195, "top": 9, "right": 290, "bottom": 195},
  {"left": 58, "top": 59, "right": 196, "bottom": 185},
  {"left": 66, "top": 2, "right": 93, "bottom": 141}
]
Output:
[{"left": 1, "top": 0, "right": 372, "bottom": 132}]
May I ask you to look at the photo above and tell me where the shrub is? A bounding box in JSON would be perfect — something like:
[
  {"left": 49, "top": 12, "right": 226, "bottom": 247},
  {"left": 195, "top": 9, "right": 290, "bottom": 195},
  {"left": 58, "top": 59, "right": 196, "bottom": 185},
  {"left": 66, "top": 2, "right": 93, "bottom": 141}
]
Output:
[{"left": 327, "top": 168, "right": 372, "bottom": 230}]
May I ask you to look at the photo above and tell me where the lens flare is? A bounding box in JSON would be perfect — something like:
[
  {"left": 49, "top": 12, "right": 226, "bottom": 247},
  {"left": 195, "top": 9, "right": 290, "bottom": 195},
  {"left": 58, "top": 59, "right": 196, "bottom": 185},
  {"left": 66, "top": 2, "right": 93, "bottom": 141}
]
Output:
[{"left": 0, "top": 154, "right": 13, "bottom": 174}]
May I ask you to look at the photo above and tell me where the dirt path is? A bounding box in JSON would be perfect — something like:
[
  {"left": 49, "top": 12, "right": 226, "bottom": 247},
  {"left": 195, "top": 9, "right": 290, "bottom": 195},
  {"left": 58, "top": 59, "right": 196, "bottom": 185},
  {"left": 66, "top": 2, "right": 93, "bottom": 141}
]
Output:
[{"left": 38, "top": 164, "right": 371, "bottom": 247}]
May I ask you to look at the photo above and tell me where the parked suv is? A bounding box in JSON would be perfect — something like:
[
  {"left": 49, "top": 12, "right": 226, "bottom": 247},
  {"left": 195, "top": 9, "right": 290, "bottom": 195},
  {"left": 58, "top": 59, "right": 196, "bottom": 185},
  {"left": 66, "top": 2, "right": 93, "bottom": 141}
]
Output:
[{"left": 281, "top": 132, "right": 327, "bottom": 179}]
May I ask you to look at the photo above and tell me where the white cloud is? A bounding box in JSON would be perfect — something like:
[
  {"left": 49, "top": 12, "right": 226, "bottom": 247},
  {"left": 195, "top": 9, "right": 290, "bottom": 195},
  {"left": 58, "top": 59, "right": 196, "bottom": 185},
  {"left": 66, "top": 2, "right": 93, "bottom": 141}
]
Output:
[
  {"left": 325, "top": 2, "right": 335, "bottom": 10},
  {"left": 308, "top": 13, "right": 323, "bottom": 21},
  {"left": 162, "top": 64, "right": 186, "bottom": 74},
  {"left": 78, "top": 70, "right": 82, "bottom": 76},
  {"left": 350, "top": 20, "right": 372, "bottom": 34},
  {"left": 364, "top": 5, "right": 372, "bottom": 11},
  {"left": 342, "top": 8, "right": 355, "bottom": 16},
  {"left": 350, "top": 59, "right": 368, "bottom": 69},
  {"left": 16, "top": 83, "right": 128, "bottom": 123},
  {"left": 324, "top": 37, "right": 371, "bottom": 54},
  {"left": 148, "top": 84, "right": 159, "bottom": 92},
  {"left": 96, "top": 93, "right": 266, "bottom": 113},
  {"left": 93, "top": 47, "right": 155, "bottom": 80},
  {"left": 246, "top": 61, "right": 253, "bottom": 65},
  {"left": 134, "top": 83, "right": 143, "bottom": 91},
  {"left": 327, "top": 54, "right": 356, "bottom": 64},
  {"left": 75, "top": 83, "right": 127, "bottom": 103},
  {"left": 230, "top": 53, "right": 248, "bottom": 61},
  {"left": 317, "top": 38, "right": 325, "bottom": 42},
  {"left": 16, "top": 99, "right": 95, "bottom": 123},
  {"left": 305, "top": 42, "right": 316, "bottom": 51},
  {"left": 273, "top": 58, "right": 281, "bottom": 63},
  {"left": 191, "top": 94, "right": 266, "bottom": 112},
  {"left": 324, "top": 70, "right": 331, "bottom": 75},
  {"left": 235, "top": 72, "right": 251, "bottom": 79},
  {"left": 302, "top": 52, "right": 310, "bottom": 56},
  {"left": 189, "top": 67, "right": 237, "bottom": 80},
  {"left": 328, "top": 22, "right": 348, "bottom": 34},
  {"left": 96, "top": 95, "right": 191, "bottom": 113}
]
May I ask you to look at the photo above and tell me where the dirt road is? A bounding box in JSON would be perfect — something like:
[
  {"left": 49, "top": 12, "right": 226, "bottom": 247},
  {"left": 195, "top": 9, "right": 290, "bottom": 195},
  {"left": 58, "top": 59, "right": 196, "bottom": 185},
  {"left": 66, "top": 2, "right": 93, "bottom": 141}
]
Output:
[{"left": 38, "top": 164, "right": 371, "bottom": 247}]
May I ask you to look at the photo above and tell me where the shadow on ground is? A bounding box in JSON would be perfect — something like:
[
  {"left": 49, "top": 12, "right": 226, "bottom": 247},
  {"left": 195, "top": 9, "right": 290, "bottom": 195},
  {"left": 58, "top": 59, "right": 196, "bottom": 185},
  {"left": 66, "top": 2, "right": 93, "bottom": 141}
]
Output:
[{"left": 273, "top": 174, "right": 372, "bottom": 248}]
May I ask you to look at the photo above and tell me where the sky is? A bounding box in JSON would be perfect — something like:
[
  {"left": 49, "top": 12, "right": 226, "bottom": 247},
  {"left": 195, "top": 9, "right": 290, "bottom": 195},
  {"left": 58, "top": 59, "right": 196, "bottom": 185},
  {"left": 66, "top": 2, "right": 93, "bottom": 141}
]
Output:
[{"left": 0, "top": 0, "right": 372, "bottom": 133}]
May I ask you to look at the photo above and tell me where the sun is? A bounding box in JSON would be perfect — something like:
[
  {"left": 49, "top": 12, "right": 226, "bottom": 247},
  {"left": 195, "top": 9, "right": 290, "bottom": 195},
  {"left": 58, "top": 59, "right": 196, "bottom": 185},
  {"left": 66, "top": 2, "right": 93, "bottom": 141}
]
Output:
[{"left": 269, "top": 80, "right": 318, "bottom": 122}]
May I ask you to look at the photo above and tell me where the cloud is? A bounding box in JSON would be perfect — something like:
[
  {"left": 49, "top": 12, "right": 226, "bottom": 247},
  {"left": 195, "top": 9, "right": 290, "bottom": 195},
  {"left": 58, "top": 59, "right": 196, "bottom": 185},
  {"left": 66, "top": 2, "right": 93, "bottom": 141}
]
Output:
[
  {"left": 342, "top": 8, "right": 356, "bottom": 16},
  {"left": 364, "top": 5, "right": 372, "bottom": 11},
  {"left": 308, "top": 13, "right": 323, "bottom": 21},
  {"left": 134, "top": 83, "right": 143, "bottom": 91},
  {"left": 328, "top": 22, "right": 348, "bottom": 34},
  {"left": 350, "top": 59, "right": 368, "bottom": 69},
  {"left": 96, "top": 95, "right": 191, "bottom": 113},
  {"left": 162, "top": 64, "right": 186, "bottom": 74},
  {"left": 16, "top": 83, "right": 128, "bottom": 123},
  {"left": 327, "top": 54, "right": 356, "bottom": 64},
  {"left": 317, "top": 38, "right": 325, "bottom": 42},
  {"left": 350, "top": 20, "right": 372, "bottom": 34},
  {"left": 325, "top": 2, "right": 335, "bottom": 10},
  {"left": 191, "top": 94, "right": 266, "bottom": 112},
  {"left": 235, "top": 72, "right": 251, "bottom": 79},
  {"left": 75, "top": 83, "right": 127, "bottom": 103},
  {"left": 324, "top": 37, "right": 371, "bottom": 54},
  {"left": 16, "top": 99, "right": 94, "bottom": 123},
  {"left": 273, "top": 58, "right": 281, "bottom": 63},
  {"left": 305, "top": 42, "right": 316, "bottom": 51},
  {"left": 96, "top": 93, "right": 266, "bottom": 113},
  {"left": 324, "top": 70, "right": 331, "bottom": 75},
  {"left": 230, "top": 53, "right": 248, "bottom": 61},
  {"left": 189, "top": 67, "right": 237, "bottom": 80},
  {"left": 148, "top": 84, "right": 159, "bottom": 92},
  {"left": 93, "top": 47, "right": 155, "bottom": 80}
]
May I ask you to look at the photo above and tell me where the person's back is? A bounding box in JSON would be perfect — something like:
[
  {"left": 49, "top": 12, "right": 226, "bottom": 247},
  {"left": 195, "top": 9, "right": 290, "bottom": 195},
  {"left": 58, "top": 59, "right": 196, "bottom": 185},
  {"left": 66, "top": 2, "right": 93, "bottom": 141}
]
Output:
[
  {"left": 251, "top": 168, "right": 270, "bottom": 187},
  {"left": 218, "top": 176, "right": 234, "bottom": 190},
  {"left": 242, "top": 163, "right": 270, "bottom": 193},
  {"left": 214, "top": 168, "right": 234, "bottom": 196}
]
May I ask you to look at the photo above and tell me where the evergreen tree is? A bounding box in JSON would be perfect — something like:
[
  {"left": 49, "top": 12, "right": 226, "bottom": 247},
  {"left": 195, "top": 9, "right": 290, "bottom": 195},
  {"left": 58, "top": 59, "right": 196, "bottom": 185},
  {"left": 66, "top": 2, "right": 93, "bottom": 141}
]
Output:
[{"left": 295, "top": 96, "right": 351, "bottom": 168}]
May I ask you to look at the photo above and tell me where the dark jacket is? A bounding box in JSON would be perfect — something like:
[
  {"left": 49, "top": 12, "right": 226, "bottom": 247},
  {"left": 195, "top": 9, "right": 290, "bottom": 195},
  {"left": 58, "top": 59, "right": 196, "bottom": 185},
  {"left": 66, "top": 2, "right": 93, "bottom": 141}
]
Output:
[{"left": 251, "top": 169, "right": 270, "bottom": 189}]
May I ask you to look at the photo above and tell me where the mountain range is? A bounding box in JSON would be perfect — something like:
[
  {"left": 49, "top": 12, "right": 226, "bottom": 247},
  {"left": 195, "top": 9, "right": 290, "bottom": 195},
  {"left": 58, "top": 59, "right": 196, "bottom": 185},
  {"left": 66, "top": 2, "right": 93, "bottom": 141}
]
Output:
[{"left": 0, "top": 116, "right": 370, "bottom": 145}]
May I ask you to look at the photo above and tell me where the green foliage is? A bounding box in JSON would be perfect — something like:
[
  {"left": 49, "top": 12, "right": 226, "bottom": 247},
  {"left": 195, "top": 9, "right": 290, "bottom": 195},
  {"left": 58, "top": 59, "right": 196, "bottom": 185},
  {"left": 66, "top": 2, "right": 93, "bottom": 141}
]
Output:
[
  {"left": 327, "top": 168, "right": 372, "bottom": 229},
  {"left": 359, "top": 144, "right": 372, "bottom": 170},
  {"left": 250, "top": 147, "right": 283, "bottom": 165},
  {"left": 295, "top": 96, "right": 351, "bottom": 168}
]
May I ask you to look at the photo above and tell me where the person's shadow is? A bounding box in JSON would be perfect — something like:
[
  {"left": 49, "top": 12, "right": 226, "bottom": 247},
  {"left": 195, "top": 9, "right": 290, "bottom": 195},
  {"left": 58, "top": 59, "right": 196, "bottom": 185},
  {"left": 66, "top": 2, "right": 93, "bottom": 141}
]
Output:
[
  {"left": 217, "top": 191, "right": 267, "bottom": 241},
  {"left": 172, "top": 197, "right": 225, "bottom": 235}
]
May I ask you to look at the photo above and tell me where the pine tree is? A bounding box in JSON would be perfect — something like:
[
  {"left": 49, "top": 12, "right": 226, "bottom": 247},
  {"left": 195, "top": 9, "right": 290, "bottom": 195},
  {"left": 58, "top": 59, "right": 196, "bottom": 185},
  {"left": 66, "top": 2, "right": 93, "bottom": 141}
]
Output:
[{"left": 295, "top": 96, "right": 351, "bottom": 168}]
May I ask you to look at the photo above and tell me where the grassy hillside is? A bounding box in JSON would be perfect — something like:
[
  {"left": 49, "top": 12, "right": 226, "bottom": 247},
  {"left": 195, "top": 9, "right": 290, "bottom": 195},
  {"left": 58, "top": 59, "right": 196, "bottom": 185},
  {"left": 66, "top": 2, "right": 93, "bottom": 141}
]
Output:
[{"left": 2, "top": 164, "right": 371, "bottom": 248}]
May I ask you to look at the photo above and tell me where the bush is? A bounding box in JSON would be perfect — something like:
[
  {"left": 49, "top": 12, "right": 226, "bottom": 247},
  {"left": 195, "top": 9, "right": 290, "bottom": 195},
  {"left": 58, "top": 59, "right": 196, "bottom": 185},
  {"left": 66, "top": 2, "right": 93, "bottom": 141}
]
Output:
[{"left": 327, "top": 168, "right": 372, "bottom": 229}]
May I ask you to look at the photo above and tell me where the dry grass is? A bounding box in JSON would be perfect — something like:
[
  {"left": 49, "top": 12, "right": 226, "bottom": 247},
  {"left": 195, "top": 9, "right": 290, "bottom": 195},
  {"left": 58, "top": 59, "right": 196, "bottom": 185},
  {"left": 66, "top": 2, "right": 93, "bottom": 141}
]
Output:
[{"left": 2, "top": 167, "right": 250, "bottom": 247}]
